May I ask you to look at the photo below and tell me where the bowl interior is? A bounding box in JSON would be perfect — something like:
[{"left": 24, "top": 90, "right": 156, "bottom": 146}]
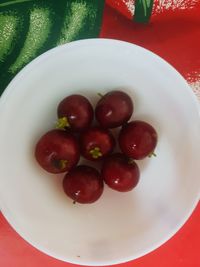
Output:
[{"left": 0, "top": 39, "right": 200, "bottom": 266}]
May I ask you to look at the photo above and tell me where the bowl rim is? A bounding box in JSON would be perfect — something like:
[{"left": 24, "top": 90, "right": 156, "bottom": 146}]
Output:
[{"left": 0, "top": 38, "right": 200, "bottom": 266}]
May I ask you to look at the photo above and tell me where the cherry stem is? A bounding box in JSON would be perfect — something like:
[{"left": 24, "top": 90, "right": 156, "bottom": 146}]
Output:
[
  {"left": 89, "top": 147, "right": 102, "bottom": 159},
  {"left": 128, "top": 158, "right": 135, "bottom": 165},
  {"left": 53, "top": 159, "right": 68, "bottom": 170},
  {"left": 56, "top": 117, "right": 70, "bottom": 129},
  {"left": 97, "top": 93, "right": 103, "bottom": 98},
  {"left": 149, "top": 151, "right": 157, "bottom": 158},
  {"left": 60, "top": 159, "right": 68, "bottom": 169},
  {"left": 73, "top": 200, "right": 76, "bottom": 204}
]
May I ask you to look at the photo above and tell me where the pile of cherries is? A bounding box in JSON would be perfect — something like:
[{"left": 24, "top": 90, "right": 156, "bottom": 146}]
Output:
[{"left": 35, "top": 91, "right": 158, "bottom": 204}]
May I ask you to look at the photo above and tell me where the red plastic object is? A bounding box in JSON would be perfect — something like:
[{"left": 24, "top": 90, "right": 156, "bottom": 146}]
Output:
[{"left": 0, "top": 1, "right": 200, "bottom": 266}]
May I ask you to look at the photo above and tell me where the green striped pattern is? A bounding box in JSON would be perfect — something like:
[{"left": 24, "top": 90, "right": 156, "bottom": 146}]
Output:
[
  {"left": 9, "top": 6, "right": 52, "bottom": 74},
  {"left": 134, "top": 0, "right": 154, "bottom": 23},
  {"left": 0, "top": 0, "right": 105, "bottom": 94}
]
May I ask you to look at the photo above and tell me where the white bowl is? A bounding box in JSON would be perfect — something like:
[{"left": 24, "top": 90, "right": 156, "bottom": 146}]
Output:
[{"left": 0, "top": 39, "right": 200, "bottom": 266}]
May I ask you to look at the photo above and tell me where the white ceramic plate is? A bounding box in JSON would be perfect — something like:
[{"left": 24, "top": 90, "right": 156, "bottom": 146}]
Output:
[{"left": 0, "top": 39, "right": 200, "bottom": 266}]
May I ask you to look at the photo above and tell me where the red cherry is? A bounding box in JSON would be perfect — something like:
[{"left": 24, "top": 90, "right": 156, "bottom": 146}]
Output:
[
  {"left": 101, "top": 153, "right": 140, "bottom": 192},
  {"left": 35, "top": 129, "right": 80, "bottom": 173},
  {"left": 95, "top": 90, "right": 133, "bottom": 128},
  {"left": 80, "top": 127, "right": 115, "bottom": 161},
  {"left": 57, "top": 94, "right": 94, "bottom": 132},
  {"left": 63, "top": 165, "right": 104, "bottom": 204},
  {"left": 119, "top": 121, "right": 158, "bottom": 160}
]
